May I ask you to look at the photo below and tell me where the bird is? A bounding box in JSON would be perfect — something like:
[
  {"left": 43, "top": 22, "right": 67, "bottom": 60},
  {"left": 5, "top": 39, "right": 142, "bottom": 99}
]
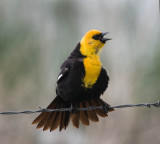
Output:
[{"left": 32, "top": 29, "right": 114, "bottom": 131}]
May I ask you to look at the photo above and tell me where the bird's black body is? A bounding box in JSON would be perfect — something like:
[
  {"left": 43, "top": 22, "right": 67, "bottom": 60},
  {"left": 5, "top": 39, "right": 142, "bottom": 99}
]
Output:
[{"left": 56, "top": 43, "right": 109, "bottom": 102}]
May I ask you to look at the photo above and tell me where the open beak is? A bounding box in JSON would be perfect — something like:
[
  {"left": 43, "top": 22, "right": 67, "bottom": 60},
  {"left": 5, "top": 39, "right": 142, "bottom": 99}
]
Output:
[{"left": 101, "top": 32, "right": 112, "bottom": 43}]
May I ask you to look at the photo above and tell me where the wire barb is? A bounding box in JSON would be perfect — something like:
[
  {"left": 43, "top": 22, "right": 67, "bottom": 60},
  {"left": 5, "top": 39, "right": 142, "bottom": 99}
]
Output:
[{"left": 0, "top": 101, "right": 159, "bottom": 115}]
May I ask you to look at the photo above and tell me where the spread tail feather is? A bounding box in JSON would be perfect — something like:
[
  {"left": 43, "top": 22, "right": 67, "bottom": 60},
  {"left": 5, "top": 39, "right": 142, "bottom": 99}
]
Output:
[
  {"left": 79, "top": 102, "right": 89, "bottom": 125},
  {"left": 71, "top": 102, "right": 80, "bottom": 128},
  {"left": 32, "top": 96, "right": 114, "bottom": 131}
]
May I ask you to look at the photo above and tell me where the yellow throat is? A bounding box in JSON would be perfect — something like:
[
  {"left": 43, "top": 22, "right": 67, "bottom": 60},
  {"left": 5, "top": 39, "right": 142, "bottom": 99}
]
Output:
[{"left": 82, "top": 55, "right": 101, "bottom": 88}]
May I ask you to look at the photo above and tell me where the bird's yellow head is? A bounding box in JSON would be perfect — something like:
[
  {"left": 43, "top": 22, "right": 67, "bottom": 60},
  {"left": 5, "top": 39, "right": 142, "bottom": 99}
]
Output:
[{"left": 80, "top": 30, "right": 111, "bottom": 57}]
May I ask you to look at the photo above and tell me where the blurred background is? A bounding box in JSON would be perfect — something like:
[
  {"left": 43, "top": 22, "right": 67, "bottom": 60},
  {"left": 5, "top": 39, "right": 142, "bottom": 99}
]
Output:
[{"left": 0, "top": 0, "right": 159, "bottom": 144}]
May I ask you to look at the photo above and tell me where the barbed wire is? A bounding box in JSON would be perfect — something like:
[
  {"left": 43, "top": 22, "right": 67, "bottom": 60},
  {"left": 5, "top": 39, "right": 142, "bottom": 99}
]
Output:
[{"left": 0, "top": 101, "right": 159, "bottom": 115}]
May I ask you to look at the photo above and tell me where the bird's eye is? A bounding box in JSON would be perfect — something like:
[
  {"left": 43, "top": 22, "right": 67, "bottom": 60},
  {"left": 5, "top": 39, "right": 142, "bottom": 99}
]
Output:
[{"left": 92, "top": 34, "right": 100, "bottom": 40}]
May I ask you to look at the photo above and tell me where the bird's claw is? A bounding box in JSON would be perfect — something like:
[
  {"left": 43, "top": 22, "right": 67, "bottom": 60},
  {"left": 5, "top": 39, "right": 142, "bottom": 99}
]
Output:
[{"left": 69, "top": 104, "right": 78, "bottom": 114}]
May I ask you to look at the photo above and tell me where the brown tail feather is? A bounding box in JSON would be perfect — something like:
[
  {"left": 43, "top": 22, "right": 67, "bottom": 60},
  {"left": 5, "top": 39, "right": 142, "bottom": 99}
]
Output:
[
  {"left": 32, "top": 96, "right": 114, "bottom": 131},
  {"left": 92, "top": 99, "right": 108, "bottom": 117},
  {"left": 60, "top": 103, "right": 71, "bottom": 130},
  {"left": 32, "top": 99, "right": 56, "bottom": 125},
  {"left": 85, "top": 100, "right": 99, "bottom": 122},
  {"left": 43, "top": 111, "right": 57, "bottom": 131},
  {"left": 37, "top": 112, "right": 52, "bottom": 129},
  {"left": 59, "top": 111, "right": 65, "bottom": 131},
  {"left": 32, "top": 96, "right": 67, "bottom": 131},
  {"left": 71, "top": 113, "right": 79, "bottom": 128},
  {"left": 50, "top": 100, "right": 64, "bottom": 132},
  {"left": 79, "top": 102, "right": 89, "bottom": 125},
  {"left": 71, "top": 103, "right": 80, "bottom": 128},
  {"left": 98, "top": 98, "right": 115, "bottom": 112},
  {"left": 32, "top": 112, "right": 46, "bottom": 125},
  {"left": 64, "top": 111, "right": 70, "bottom": 129},
  {"left": 36, "top": 102, "right": 57, "bottom": 129},
  {"left": 43, "top": 98, "right": 68, "bottom": 131},
  {"left": 50, "top": 110, "right": 62, "bottom": 131}
]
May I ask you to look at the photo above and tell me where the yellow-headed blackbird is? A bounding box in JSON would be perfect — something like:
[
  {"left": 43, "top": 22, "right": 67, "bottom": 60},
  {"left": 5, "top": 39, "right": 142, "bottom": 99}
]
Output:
[{"left": 32, "top": 30, "right": 114, "bottom": 131}]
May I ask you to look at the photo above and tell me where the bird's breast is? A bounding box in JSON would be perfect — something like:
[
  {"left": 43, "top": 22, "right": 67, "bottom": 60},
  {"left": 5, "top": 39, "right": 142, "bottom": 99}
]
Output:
[{"left": 82, "top": 56, "right": 101, "bottom": 88}]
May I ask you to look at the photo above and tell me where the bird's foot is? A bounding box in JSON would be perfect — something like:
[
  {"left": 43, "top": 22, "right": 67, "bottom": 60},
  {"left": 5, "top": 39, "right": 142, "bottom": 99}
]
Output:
[
  {"left": 69, "top": 103, "right": 78, "bottom": 114},
  {"left": 99, "top": 99, "right": 110, "bottom": 113}
]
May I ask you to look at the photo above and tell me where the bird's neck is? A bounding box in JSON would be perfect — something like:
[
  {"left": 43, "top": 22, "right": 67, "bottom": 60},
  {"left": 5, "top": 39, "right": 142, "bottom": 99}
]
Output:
[{"left": 69, "top": 43, "right": 85, "bottom": 59}]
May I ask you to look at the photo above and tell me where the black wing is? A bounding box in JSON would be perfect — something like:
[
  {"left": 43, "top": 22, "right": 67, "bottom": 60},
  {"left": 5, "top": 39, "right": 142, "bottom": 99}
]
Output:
[
  {"left": 92, "top": 67, "right": 109, "bottom": 97},
  {"left": 57, "top": 67, "right": 69, "bottom": 83}
]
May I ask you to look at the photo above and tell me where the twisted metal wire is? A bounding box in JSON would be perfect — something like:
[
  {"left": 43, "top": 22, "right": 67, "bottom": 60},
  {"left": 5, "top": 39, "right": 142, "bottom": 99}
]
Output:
[{"left": 0, "top": 101, "right": 159, "bottom": 115}]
